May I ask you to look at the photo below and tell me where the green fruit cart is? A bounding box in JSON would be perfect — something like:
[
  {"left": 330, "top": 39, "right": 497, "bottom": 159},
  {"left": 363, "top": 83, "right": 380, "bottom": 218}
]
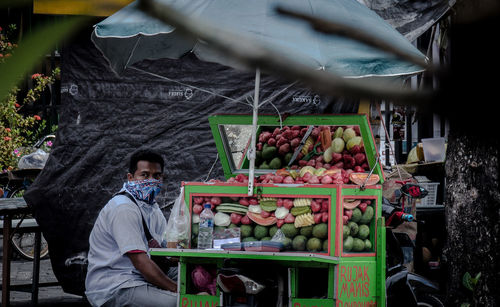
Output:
[{"left": 150, "top": 114, "right": 385, "bottom": 307}]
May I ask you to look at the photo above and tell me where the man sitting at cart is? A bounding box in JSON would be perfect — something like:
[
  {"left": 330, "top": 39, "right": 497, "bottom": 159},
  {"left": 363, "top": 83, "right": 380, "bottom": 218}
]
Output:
[{"left": 85, "top": 149, "right": 177, "bottom": 307}]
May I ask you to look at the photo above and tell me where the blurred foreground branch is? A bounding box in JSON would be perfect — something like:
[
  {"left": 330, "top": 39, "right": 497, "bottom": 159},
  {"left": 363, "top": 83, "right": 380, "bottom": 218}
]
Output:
[{"left": 138, "top": 0, "right": 433, "bottom": 106}]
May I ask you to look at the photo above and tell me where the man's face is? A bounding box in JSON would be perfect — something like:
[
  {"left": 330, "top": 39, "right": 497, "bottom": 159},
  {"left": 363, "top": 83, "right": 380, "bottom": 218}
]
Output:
[{"left": 127, "top": 160, "right": 163, "bottom": 182}]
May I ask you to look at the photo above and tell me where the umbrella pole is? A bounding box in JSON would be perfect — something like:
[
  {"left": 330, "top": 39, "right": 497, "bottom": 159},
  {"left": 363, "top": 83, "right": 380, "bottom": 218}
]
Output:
[{"left": 248, "top": 68, "right": 260, "bottom": 196}]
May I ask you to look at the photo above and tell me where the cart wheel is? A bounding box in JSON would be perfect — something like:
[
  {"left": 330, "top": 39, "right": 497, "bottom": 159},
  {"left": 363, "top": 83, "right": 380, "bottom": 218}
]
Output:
[{"left": 11, "top": 232, "right": 50, "bottom": 261}]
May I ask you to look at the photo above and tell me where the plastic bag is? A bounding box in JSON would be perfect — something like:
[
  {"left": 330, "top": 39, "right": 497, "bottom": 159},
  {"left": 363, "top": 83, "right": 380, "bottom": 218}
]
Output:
[
  {"left": 271, "top": 229, "right": 286, "bottom": 243},
  {"left": 17, "top": 149, "right": 49, "bottom": 169},
  {"left": 164, "top": 186, "right": 190, "bottom": 248}
]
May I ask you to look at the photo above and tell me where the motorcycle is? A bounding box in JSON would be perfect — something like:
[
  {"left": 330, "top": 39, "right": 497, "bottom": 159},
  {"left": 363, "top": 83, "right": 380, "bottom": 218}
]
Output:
[{"left": 383, "top": 181, "right": 445, "bottom": 307}]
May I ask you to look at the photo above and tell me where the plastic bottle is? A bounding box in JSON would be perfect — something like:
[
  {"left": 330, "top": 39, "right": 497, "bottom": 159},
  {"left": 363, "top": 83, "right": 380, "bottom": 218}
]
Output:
[{"left": 197, "top": 204, "right": 214, "bottom": 249}]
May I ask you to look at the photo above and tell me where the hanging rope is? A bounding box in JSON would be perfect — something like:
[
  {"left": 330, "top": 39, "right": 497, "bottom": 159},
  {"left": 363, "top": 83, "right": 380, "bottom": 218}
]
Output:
[{"left": 204, "top": 153, "right": 219, "bottom": 182}]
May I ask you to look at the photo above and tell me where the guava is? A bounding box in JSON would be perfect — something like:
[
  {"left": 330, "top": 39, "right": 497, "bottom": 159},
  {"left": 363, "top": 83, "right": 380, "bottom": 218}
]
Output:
[
  {"left": 364, "top": 239, "right": 372, "bottom": 251},
  {"left": 282, "top": 237, "right": 292, "bottom": 250},
  {"left": 344, "top": 236, "right": 354, "bottom": 252},
  {"left": 253, "top": 225, "right": 269, "bottom": 240},
  {"left": 359, "top": 206, "right": 374, "bottom": 224},
  {"left": 348, "top": 221, "right": 359, "bottom": 237},
  {"left": 351, "top": 208, "right": 362, "bottom": 223},
  {"left": 300, "top": 225, "right": 314, "bottom": 237},
  {"left": 281, "top": 223, "right": 299, "bottom": 238},
  {"left": 269, "top": 225, "right": 278, "bottom": 237},
  {"left": 343, "top": 225, "right": 350, "bottom": 239},
  {"left": 358, "top": 224, "right": 370, "bottom": 240},
  {"left": 240, "top": 225, "right": 253, "bottom": 238},
  {"left": 312, "top": 223, "right": 328, "bottom": 239},
  {"left": 353, "top": 238, "right": 365, "bottom": 252},
  {"left": 306, "top": 237, "right": 322, "bottom": 252},
  {"left": 292, "top": 235, "right": 307, "bottom": 251}
]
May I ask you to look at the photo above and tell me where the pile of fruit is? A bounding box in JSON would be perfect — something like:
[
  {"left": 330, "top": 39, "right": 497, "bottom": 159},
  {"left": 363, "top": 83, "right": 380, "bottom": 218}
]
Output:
[
  {"left": 225, "top": 168, "right": 379, "bottom": 186},
  {"left": 342, "top": 199, "right": 375, "bottom": 253},
  {"left": 256, "top": 125, "right": 369, "bottom": 171},
  {"left": 190, "top": 195, "right": 329, "bottom": 252}
]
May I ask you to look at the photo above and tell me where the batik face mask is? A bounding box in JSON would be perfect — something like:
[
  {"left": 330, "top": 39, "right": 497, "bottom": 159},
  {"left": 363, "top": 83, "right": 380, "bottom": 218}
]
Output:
[{"left": 125, "top": 179, "right": 163, "bottom": 205}]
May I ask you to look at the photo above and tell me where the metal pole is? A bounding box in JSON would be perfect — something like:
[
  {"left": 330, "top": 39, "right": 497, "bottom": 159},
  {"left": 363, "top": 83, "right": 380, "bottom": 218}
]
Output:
[
  {"left": 2, "top": 215, "right": 12, "bottom": 307},
  {"left": 247, "top": 68, "right": 260, "bottom": 196}
]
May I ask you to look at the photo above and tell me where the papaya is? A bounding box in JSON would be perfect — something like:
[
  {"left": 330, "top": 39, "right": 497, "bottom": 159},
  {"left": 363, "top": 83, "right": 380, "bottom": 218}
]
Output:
[{"left": 349, "top": 173, "right": 380, "bottom": 186}]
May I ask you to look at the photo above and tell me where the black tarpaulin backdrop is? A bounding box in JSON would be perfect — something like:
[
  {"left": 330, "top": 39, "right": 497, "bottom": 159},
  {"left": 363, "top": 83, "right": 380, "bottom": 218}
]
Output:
[{"left": 23, "top": 31, "right": 358, "bottom": 295}]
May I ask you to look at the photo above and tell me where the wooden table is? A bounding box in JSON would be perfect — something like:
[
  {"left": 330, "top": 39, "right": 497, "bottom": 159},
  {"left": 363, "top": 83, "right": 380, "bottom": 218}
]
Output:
[{"left": 0, "top": 197, "right": 44, "bottom": 307}]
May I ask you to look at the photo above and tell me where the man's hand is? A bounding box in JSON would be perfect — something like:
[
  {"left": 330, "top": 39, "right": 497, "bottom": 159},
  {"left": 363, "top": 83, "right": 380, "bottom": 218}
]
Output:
[{"left": 127, "top": 252, "right": 177, "bottom": 292}]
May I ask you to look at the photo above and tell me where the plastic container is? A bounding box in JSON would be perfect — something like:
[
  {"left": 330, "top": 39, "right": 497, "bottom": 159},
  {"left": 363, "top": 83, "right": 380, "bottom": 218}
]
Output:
[
  {"left": 422, "top": 138, "right": 446, "bottom": 162},
  {"left": 221, "top": 242, "right": 243, "bottom": 251},
  {"left": 418, "top": 182, "right": 440, "bottom": 206},
  {"left": 243, "top": 241, "right": 283, "bottom": 252},
  {"left": 197, "top": 204, "right": 214, "bottom": 249}
]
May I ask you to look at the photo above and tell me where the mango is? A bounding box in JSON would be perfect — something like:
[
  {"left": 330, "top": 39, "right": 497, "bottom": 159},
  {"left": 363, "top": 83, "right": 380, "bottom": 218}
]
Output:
[
  {"left": 343, "top": 127, "right": 356, "bottom": 142},
  {"left": 331, "top": 137, "right": 345, "bottom": 153},
  {"left": 346, "top": 136, "right": 363, "bottom": 151},
  {"left": 334, "top": 126, "right": 344, "bottom": 139},
  {"left": 299, "top": 166, "right": 316, "bottom": 177}
]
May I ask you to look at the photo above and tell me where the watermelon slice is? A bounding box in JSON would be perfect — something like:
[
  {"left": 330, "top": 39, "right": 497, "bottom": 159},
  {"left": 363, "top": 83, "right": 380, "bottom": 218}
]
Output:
[
  {"left": 343, "top": 199, "right": 361, "bottom": 210},
  {"left": 247, "top": 212, "right": 277, "bottom": 226}
]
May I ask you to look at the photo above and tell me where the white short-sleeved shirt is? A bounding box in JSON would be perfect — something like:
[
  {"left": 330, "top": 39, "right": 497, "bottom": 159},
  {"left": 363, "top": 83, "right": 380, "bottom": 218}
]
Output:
[{"left": 85, "top": 186, "right": 167, "bottom": 307}]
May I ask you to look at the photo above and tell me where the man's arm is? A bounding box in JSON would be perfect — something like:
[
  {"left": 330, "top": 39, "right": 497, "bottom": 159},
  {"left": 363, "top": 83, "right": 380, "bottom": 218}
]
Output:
[{"left": 127, "top": 252, "right": 177, "bottom": 292}]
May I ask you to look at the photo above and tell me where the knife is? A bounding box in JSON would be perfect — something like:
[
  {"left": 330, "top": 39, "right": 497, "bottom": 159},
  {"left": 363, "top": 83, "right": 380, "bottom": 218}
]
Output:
[{"left": 288, "top": 125, "right": 314, "bottom": 166}]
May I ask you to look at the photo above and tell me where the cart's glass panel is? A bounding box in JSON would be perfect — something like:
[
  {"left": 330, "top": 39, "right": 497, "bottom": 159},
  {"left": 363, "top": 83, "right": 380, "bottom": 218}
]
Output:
[
  {"left": 190, "top": 194, "right": 331, "bottom": 253},
  {"left": 219, "top": 124, "right": 253, "bottom": 171},
  {"left": 341, "top": 197, "right": 376, "bottom": 255}
]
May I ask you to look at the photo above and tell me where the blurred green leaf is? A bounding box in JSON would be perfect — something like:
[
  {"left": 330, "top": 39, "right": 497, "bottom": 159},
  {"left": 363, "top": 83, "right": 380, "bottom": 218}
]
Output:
[
  {"left": 463, "top": 272, "right": 474, "bottom": 291},
  {"left": 0, "top": 16, "right": 87, "bottom": 100},
  {"left": 0, "top": 0, "right": 31, "bottom": 8}
]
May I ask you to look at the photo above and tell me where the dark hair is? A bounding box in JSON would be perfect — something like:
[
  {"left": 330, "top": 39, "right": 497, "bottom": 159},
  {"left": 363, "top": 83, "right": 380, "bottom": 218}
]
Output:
[{"left": 128, "top": 149, "right": 165, "bottom": 174}]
